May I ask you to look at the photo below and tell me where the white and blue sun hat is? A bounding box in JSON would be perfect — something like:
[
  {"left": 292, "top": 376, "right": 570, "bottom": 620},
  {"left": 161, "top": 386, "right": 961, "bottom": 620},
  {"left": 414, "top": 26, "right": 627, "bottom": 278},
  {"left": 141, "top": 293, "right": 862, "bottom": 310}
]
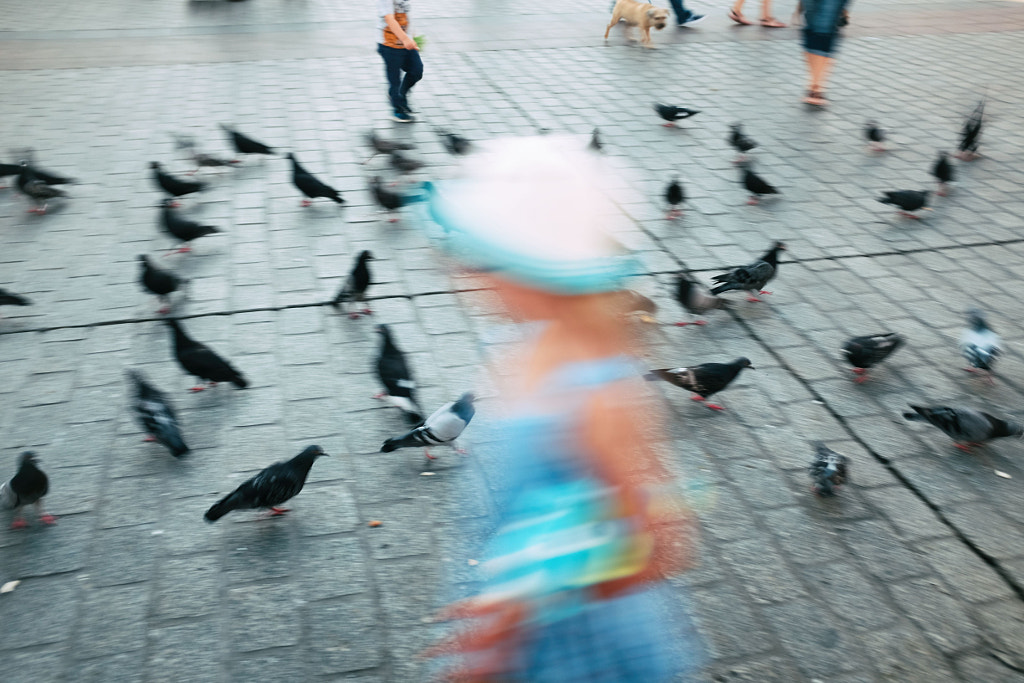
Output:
[{"left": 418, "top": 135, "right": 640, "bottom": 295}]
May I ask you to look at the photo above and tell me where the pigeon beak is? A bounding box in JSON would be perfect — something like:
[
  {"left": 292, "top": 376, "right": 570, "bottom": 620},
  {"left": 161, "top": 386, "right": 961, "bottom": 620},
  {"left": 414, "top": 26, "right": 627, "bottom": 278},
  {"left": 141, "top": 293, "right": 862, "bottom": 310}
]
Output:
[{"left": 748, "top": 365, "right": 757, "bottom": 370}]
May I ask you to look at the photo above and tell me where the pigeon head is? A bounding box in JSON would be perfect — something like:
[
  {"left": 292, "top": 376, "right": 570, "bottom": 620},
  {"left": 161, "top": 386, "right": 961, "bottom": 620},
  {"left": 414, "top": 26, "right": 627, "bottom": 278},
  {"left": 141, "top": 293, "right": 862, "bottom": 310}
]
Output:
[
  {"left": 137, "top": 254, "right": 151, "bottom": 266},
  {"left": 18, "top": 450, "right": 39, "bottom": 467},
  {"left": 286, "top": 153, "right": 296, "bottom": 161},
  {"left": 771, "top": 241, "right": 786, "bottom": 251},
  {"left": 966, "top": 308, "right": 989, "bottom": 331},
  {"left": 735, "top": 357, "right": 755, "bottom": 370},
  {"left": 150, "top": 161, "right": 162, "bottom": 170},
  {"left": 456, "top": 392, "right": 476, "bottom": 405},
  {"left": 299, "top": 445, "right": 328, "bottom": 459},
  {"left": 358, "top": 250, "right": 374, "bottom": 262}
]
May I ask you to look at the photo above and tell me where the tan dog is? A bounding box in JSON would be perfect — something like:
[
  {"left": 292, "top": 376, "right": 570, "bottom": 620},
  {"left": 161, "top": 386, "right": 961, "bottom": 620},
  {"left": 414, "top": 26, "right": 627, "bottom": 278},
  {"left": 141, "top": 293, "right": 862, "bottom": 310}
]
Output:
[{"left": 605, "top": 0, "right": 671, "bottom": 48}]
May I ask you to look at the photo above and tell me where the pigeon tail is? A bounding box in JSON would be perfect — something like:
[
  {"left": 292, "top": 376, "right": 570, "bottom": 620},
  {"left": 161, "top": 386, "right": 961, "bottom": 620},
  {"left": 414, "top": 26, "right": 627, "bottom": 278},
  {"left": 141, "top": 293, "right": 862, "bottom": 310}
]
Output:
[
  {"left": 380, "top": 430, "right": 424, "bottom": 453},
  {"left": 204, "top": 491, "right": 243, "bottom": 522}
]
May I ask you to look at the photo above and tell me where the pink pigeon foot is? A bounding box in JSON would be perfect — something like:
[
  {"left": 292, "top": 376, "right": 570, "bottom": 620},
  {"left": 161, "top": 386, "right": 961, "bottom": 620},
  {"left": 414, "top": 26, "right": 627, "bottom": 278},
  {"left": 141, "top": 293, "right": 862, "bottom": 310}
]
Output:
[
  {"left": 746, "top": 197, "right": 759, "bottom": 205},
  {"left": 39, "top": 514, "right": 57, "bottom": 525},
  {"left": 853, "top": 374, "right": 870, "bottom": 384},
  {"left": 690, "top": 395, "right": 705, "bottom": 402},
  {"left": 143, "top": 435, "right": 157, "bottom": 442},
  {"left": 455, "top": 447, "right": 468, "bottom": 455},
  {"left": 373, "top": 392, "right": 387, "bottom": 400},
  {"left": 348, "top": 312, "right": 362, "bottom": 319},
  {"left": 898, "top": 211, "right": 922, "bottom": 219},
  {"left": 424, "top": 450, "right": 437, "bottom": 460},
  {"left": 190, "top": 382, "right": 217, "bottom": 392},
  {"left": 10, "top": 518, "right": 28, "bottom": 530},
  {"left": 662, "top": 122, "right": 676, "bottom": 128},
  {"left": 705, "top": 403, "right": 726, "bottom": 411},
  {"left": 28, "top": 207, "right": 47, "bottom": 214},
  {"left": 269, "top": 507, "right": 290, "bottom": 516},
  {"left": 388, "top": 217, "right": 400, "bottom": 223},
  {"left": 170, "top": 201, "right": 181, "bottom": 208},
  {"left": 157, "top": 305, "right": 171, "bottom": 314},
  {"left": 746, "top": 296, "right": 762, "bottom": 302},
  {"left": 759, "top": 290, "right": 773, "bottom": 295},
  {"left": 674, "top": 321, "right": 690, "bottom": 327},
  {"left": 361, "top": 308, "right": 372, "bottom": 315},
  {"left": 301, "top": 199, "right": 312, "bottom": 207}
]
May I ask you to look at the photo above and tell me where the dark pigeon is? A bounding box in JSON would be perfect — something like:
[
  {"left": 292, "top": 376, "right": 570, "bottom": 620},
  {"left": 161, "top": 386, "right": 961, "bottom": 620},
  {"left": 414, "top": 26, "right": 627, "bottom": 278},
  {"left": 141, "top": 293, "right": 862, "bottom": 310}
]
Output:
[
  {"left": 864, "top": 121, "right": 886, "bottom": 151},
  {"left": 17, "top": 162, "right": 68, "bottom": 214},
  {"left": 331, "top": 250, "right": 374, "bottom": 318},
  {"left": 221, "top": 124, "right": 276, "bottom": 156},
  {"left": 932, "top": 151, "right": 954, "bottom": 196},
  {"left": 370, "top": 176, "right": 405, "bottom": 220},
  {"left": 374, "top": 324, "right": 424, "bottom": 425},
  {"left": 151, "top": 161, "right": 205, "bottom": 201},
  {"left": 381, "top": 392, "right": 476, "bottom": 460},
  {"left": 654, "top": 103, "right": 700, "bottom": 127},
  {"left": 644, "top": 357, "right": 754, "bottom": 411},
  {"left": 204, "top": 445, "right": 327, "bottom": 521},
  {"left": 842, "top": 332, "right": 904, "bottom": 383},
  {"left": 389, "top": 150, "right": 424, "bottom": 173},
  {"left": 665, "top": 176, "right": 685, "bottom": 219},
  {"left": 903, "top": 404, "right": 1023, "bottom": 450},
  {"left": 0, "top": 287, "right": 32, "bottom": 309},
  {"left": 589, "top": 128, "right": 603, "bottom": 152},
  {"left": 675, "top": 273, "right": 728, "bottom": 326},
  {"left": 809, "top": 442, "right": 849, "bottom": 496},
  {"left": 877, "top": 190, "right": 930, "bottom": 218},
  {"left": 956, "top": 99, "right": 983, "bottom": 161},
  {"left": 138, "top": 254, "right": 184, "bottom": 313},
  {"left": 288, "top": 153, "right": 344, "bottom": 206},
  {"left": 1, "top": 451, "right": 56, "bottom": 529},
  {"left": 128, "top": 370, "right": 189, "bottom": 457},
  {"left": 159, "top": 199, "right": 220, "bottom": 254},
  {"left": 710, "top": 241, "right": 785, "bottom": 302},
  {"left": 366, "top": 130, "right": 415, "bottom": 162},
  {"left": 165, "top": 318, "right": 248, "bottom": 391},
  {"left": 436, "top": 129, "right": 471, "bottom": 156},
  {"left": 729, "top": 123, "right": 757, "bottom": 162},
  {"left": 741, "top": 163, "right": 779, "bottom": 204}
]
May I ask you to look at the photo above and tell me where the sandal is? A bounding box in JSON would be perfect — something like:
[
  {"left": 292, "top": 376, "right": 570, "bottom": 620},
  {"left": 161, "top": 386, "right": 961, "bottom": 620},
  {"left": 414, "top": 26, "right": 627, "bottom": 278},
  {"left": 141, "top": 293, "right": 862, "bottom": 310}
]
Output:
[
  {"left": 803, "top": 90, "right": 828, "bottom": 106},
  {"left": 728, "top": 8, "right": 753, "bottom": 25},
  {"left": 760, "top": 16, "right": 787, "bottom": 27}
]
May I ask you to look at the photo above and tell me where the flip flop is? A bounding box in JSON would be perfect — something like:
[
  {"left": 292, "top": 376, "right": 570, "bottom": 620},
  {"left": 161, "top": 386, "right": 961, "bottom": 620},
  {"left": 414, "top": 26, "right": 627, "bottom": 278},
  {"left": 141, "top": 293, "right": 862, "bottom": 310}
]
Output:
[
  {"left": 728, "top": 8, "right": 753, "bottom": 25},
  {"left": 760, "top": 17, "right": 787, "bottom": 27},
  {"left": 803, "top": 90, "right": 828, "bottom": 106}
]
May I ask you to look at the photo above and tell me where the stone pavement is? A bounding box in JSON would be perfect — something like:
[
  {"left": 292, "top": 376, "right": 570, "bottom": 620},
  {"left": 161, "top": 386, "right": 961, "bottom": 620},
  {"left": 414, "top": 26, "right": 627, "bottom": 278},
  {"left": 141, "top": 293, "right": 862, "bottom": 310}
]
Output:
[{"left": 3, "top": 0, "right": 1024, "bottom": 681}]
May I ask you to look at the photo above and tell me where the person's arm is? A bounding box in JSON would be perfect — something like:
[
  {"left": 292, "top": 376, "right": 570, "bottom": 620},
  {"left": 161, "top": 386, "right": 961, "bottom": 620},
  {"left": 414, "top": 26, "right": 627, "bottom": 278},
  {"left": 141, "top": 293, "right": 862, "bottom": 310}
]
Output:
[{"left": 384, "top": 13, "right": 419, "bottom": 50}]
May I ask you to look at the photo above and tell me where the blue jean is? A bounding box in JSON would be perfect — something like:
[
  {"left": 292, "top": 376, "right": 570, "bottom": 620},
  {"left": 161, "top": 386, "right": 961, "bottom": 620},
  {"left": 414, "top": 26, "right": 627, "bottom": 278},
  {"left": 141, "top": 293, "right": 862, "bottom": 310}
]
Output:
[
  {"left": 377, "top": 44, "right": 423, "bottom": 112},
  {"left": 803, "top": 0, "right": 849, "bottom": 56},
  {"left": 667, "top": 0, "right": 693, "bottom": 23}
]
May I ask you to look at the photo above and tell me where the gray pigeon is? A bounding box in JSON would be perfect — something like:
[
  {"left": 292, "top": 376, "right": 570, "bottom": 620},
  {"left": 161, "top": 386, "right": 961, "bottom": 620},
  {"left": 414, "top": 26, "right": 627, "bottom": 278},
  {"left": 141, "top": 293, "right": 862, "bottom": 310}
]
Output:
[
  {"left": 675, "top": 273, "right": 728, "bottom": 326},
  {"left": 128, "top": 370, "right": 189, "bottom": 458},
  {"left": 809, "top": 442, "right": 849, "bottom": 496},
  {"left": 645, "top": 357, "right": 754, "bottom": 411},
  {"left": 381, "top": 392, "right": 476, "bottom": 460},
  {"left": 710, "top": 241, "right": 785, "bottom": 302},
  {"left": 903, "top": 405, "right": 1023, "bottom": 450},
  {"left": 960, "top": 309, "right": 1000, "bottom": 381},
  {"left": 1, "top": 451, "right": 56, "bottom": 529}
]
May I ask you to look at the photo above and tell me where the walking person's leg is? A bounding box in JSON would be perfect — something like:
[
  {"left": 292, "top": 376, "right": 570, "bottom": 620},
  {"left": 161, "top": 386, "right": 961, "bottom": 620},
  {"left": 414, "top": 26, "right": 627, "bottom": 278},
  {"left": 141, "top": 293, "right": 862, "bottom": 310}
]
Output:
[
  {"left": 759, "top": 0, "right": 786, "bottom": 27},
  {"left": 398, "top": 48, "right": 424, "bottom": 115},
  {"left": 378, "top": 44, "right": 407, "bottom": 120},
  {"left": 729, "top": 0, "right": 752, "bottom": 24},
  {"left": 669, "top": 0, "right": 704, "bottom": 26},
  {"left": 802, "top": 0, "right": 847, "bottom": 105}
]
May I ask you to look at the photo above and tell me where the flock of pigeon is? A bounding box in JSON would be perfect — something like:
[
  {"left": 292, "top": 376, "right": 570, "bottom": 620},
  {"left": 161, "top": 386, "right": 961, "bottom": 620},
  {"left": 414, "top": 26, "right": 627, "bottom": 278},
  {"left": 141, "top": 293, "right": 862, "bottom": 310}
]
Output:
[
  {"left": 0, "top": 125, "right": 478, "bottom": 528},
  {"left": 0, "top": 96, "right": 1006, "bottom": 529},
  {"left": 645, "top": 97, "right": 1010, "bottom": 494}
]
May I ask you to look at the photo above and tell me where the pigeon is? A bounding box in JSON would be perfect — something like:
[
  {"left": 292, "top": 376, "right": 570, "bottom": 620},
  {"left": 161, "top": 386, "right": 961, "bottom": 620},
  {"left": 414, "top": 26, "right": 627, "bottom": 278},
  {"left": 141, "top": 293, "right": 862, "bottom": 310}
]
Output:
[
  {"left": 127, "top": 370, "right": 189, "bottom": 457},
  {"left": 288, "top": 153, "right": 344, "bottom": 206},
  {"left": 138, "top": 255, "right": 185, "bottom": 314},
  {"left": 370, "top": 176, "right": 405, "bottom": 221},
  {"left": 589, "top": 128, "right": 603, "bottom": 152},
  {"left": 159, "top": 199, "right": 221, "bottom": 254},
  {"left": 710, "top": 241, "right": 786, "bottom": 302},
  {"left": 654, "top": 103, "right": 701, "bottom": 127},
  {"left": 1, "top": 451, "right": 56, "bottom": 529},
  {"left": 675, "top": 273, "right": 728, "bottom": 326},
  {"left": 17, "top": 162, "right": 68, "bottom": 214},
  {"left": 172, "top": 133, "right": 239, "bottom": 173},
  {"left": 374, "top": 324, "right": 424, "bottom": 425},
  {"left": 220, "top": 124, "right": 275, "bottom": 157},
  {"left": 864, "top": 121, "right": 886, "bottom": 151},
  {"left": 956, "top": 100, "right": 983, "bottom": 161},
  {"left": 0, "top": 161, "right": 19, "bottom": 186},
  {"left": 877, "top": 190, "right": 930, "bottom": 218},
  {"left": 437, "top": 129, "right": 471, "bottom": 156},
  {"left": 961, "top": 309, "right": 1000, "bottom": 381},
  {"left": 204, "top": 445, "right": 327, "bottom": 521},
  {"left": 740, "top": 162, "right": 779, "bottom": 204},
  {"left": 903, "top": 405, "right": 1023, "bottom": 451},
  {"left": 931, "top": 151, "right": 954, "bottom": 196},
  {"left": 842, "top": 332, "right": 904, "bottom": 383},
  {"left": 729, "top": 124, "right": 757, "bottom": 162},
  {"left": 665, "top": 176, "right": 685, "bottom": 219},
  {"left": 389, "top": 150, "right": 424, "bottom": 174},
  {"left": 150, "top": 161, "right": 205, "bottom": 203},
  {"left": 644, "top": 357, "right": 754, "bottom": 411},
  {"left": 809, "top": 442, "right": 849, "bottom": 496},
  {"left": 381, "top": 392, "right": 476, "bottom": 460},
  {"left": 0, "top": 287, "right": 32, "bottom": 310},
  {"left": 365, "top": 130, "right": 415, "bottom": 162},
  {"left": 3, "top": 161, "right": 72, "bottom": 187},
  {"left": 165, "top": 318, "right": 248, "bottom": 391},
  {"left": 331, "top": 250, "right": 374, "bottom": 318}
]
